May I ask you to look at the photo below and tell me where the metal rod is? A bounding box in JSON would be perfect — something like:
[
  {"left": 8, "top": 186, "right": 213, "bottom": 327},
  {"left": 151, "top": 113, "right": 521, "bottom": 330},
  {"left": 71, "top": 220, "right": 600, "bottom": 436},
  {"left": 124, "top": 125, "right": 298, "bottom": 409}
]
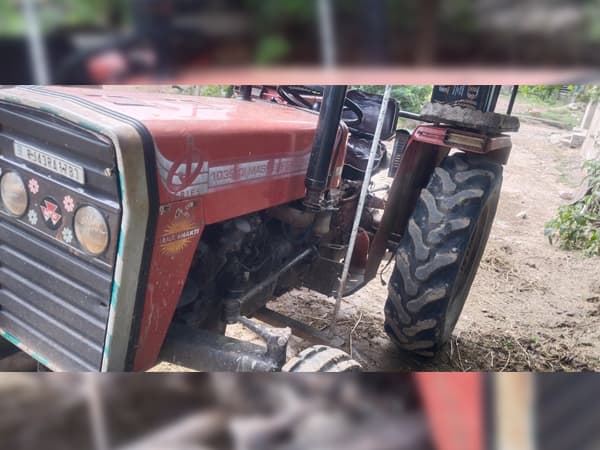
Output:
[
  {"left": 85, "top": 376, "right": 109, "bottom": 450},
  {"left": 330, "top": 85, "right": 393, "bottom": 335},
  {"left": 256, "top": 307, "right": 345, "bottom": 348},
  {"left": 317, "top": 0, "right": 337, "bottom": 67},
  {"left": 507, "top": 85, "right": 519, "bottom": 115},
  {"left": 397, "top": 110, "right": 427, "bottom": 121},
  {"left": 238, "top": 247, "right": 315, "bottom": 308},
  {"left": 485, "top": 85, "right": 503, "bottom": 113},
  {"left": 22, "top": 0, "right": 50, "bottom": 84}
]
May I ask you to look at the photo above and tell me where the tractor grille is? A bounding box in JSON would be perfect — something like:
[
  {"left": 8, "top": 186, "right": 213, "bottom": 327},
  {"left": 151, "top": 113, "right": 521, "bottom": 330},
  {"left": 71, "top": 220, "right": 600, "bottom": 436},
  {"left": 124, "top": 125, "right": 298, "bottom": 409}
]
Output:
[
  {"left": 0, "top": 102, "right": 121, "bottom": 371},
  {"left": 0, "top": 221, "right": 112, "bottom": 370}
]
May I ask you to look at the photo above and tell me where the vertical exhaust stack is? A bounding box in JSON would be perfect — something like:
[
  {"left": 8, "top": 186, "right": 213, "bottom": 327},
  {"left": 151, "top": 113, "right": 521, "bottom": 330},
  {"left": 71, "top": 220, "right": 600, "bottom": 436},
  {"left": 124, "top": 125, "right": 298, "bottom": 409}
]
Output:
[
  {"left": 304, "top": 85, "right": 347, "bottom": 210},
  {"left": 239, "top": 86, "right": 253, "bottom": 101}
]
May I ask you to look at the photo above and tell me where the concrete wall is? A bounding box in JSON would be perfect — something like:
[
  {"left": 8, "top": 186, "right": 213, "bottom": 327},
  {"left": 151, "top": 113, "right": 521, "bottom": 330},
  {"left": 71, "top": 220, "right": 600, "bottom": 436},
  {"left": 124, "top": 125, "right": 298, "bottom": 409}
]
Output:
[{"left": 582, "top": 101, "right": 600, "bottom": 161}]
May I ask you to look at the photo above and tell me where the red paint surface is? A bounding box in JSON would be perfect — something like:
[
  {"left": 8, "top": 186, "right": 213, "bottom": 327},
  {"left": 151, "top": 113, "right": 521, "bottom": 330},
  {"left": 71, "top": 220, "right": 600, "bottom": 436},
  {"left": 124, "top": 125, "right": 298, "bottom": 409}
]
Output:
[
  {"left": 51, "top": 87, "right": 348, "bottom": 370},
  {"left": 134, "top": 198, "right": 205, "bottom": 370},
  {"left": 416, "top": 373, "right": 484, "bottom": 450}
]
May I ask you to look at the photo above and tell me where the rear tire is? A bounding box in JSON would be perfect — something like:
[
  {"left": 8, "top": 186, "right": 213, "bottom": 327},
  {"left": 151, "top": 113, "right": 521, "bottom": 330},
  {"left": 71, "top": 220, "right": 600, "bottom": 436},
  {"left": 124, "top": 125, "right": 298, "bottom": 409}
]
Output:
[
  {"left": 384, "top": 153, "right": 503, "bottom": 356},
  {"left": 283, "top": 345, "right": 362, "bottom": 372}
]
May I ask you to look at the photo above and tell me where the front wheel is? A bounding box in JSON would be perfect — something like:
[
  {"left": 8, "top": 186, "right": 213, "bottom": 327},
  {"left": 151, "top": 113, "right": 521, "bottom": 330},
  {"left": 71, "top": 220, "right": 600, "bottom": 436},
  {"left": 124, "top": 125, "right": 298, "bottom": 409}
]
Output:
[
  {"left": 384, "top": 153, "right": 503, "bottom": 356},
  {"left": 283, "top": 346, "right": 362, "bottom": 372}
]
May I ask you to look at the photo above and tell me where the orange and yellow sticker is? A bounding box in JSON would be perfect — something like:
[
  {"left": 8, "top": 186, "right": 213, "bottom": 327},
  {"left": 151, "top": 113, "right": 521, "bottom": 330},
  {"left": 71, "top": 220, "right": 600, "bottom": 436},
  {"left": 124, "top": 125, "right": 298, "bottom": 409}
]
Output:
[{"left": 159, "top": 217, "right": 201, "bottom": 256}]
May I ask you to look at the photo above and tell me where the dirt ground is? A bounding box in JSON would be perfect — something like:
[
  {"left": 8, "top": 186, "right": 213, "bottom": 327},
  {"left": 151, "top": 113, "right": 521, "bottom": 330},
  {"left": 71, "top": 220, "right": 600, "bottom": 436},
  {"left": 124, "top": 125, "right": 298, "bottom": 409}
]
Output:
[{"left": 209, "top": 118, "right": 600, "bottom": 374}]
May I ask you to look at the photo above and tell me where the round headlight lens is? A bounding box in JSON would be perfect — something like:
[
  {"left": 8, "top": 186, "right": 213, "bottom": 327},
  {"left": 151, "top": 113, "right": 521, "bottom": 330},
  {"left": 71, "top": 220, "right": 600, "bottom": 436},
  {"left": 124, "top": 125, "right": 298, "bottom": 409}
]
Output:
[
  {"left": 74, "top": 206, "right": 109, "bottom": 256},
  {"left": 0, "top": 172, "right": 28, "bottom": 217}
]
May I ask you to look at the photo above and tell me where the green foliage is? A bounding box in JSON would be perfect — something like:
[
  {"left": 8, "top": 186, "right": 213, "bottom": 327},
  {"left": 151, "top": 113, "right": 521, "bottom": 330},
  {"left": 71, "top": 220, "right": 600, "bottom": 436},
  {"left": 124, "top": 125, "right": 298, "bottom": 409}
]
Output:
[
  {"left": 170, "top": 86, "right": 232, "bottom": 97},
  {"left": 576, "top": 85, "right": 600, "bottom": 103},
  {"left": 1, "top": 0, "right": 125, "bottom": 36},
  {"left": 255, "top": 36, "right": 292, "bottom": 65},
  {"left": 199, "top": 85, "right": 232, "bottom": 98},
  {"left": 518, "top": 85, "right": 599, "bottom": 105},
  {"left": 520, "top": 85, "right": 566, "bottom": 103},
  {"left": 355, "top": 85, "right": 433, "bottom": 113},
  {"left": 243, "top": 0, "right": 313, "bottom": 63},
  {"left": 545, "top": 159, "right": 600, "bottom": 256}
]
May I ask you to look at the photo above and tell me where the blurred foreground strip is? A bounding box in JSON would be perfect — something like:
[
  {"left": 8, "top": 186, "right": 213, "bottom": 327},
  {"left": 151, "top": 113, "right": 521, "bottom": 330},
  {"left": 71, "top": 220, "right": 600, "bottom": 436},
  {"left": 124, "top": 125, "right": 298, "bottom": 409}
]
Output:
[{"left": 0, "top": 374, "right": 432, "bottom": 450}]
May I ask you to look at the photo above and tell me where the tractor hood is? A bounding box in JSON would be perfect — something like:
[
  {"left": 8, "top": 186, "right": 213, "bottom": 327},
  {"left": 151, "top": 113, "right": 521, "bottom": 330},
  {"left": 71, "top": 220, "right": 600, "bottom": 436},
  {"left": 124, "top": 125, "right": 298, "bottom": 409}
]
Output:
[{"left": 42, "top": 86, "right": 337, "bottom": 224}]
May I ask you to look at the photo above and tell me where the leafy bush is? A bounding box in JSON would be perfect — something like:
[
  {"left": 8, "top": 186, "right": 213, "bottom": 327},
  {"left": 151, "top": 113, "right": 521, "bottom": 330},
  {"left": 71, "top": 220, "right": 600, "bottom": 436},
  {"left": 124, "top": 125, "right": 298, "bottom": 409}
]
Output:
[
  {"left": 355, "top": 85, "right": 433, "bottom": 113},
  {"left": 545, "top": 159, "right": 600, "bottom": 256},
  {"left": 576, "top": 85, "right": 600, "bottom": 103},
  {"left": 520, "top": 86, "right": 566, "bottom": 103},
  {"left": 198, "top": 86, "right": 233, "bottom": 98}
]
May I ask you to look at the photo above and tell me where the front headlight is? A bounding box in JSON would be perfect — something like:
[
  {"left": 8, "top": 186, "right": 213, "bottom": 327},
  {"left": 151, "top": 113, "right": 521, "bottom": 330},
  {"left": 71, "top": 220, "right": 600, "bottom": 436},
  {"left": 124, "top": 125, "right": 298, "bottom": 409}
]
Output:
[
  {"left": 0, "top": 172, "right": 28, "bottom": 217},
  {"left": 74, "top": 205, "right": 109, "bottom": 256}
]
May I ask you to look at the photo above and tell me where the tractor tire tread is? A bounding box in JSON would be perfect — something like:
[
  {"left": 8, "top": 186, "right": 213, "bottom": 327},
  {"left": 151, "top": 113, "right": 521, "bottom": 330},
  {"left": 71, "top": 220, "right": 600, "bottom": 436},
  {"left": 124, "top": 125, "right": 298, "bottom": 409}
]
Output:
[
  {"left": 384, "top": 152, "right": 503, "bottom": 355},
  {"left": 283, "top": 345, "right": 362, "bottom": 372}
]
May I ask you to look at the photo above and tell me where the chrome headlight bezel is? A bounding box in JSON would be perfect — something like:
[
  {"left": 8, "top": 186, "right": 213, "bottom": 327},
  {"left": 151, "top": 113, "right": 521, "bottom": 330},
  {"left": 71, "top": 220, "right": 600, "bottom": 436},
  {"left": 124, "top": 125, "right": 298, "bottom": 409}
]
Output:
[
  {"left": 0, "top": 171, "right": 28, "bottom": 217},
  {"left": 74, "top": 205, "right": 110, "bottom": 256}
]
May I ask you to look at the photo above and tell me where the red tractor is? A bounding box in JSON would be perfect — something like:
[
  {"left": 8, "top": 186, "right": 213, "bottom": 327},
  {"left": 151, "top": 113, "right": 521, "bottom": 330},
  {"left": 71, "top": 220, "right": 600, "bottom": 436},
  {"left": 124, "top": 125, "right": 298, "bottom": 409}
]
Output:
[{"left": 0, "top": 85, "right": 519, "bottom": 372}]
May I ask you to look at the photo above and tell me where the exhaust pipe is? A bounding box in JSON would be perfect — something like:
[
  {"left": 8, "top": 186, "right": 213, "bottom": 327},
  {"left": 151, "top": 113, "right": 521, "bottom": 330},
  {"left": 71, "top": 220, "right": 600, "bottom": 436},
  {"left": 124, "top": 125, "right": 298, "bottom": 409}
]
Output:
[{"left": 304, "top": 85, "right": 347, "bottom": 210}]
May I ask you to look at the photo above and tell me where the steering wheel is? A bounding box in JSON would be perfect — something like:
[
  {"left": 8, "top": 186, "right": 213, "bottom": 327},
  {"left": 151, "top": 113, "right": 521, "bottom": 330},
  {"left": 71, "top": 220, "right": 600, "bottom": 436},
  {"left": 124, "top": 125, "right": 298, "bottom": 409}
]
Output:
[{"left": 277, "top": 85, "right": 363, "bottom": 128}]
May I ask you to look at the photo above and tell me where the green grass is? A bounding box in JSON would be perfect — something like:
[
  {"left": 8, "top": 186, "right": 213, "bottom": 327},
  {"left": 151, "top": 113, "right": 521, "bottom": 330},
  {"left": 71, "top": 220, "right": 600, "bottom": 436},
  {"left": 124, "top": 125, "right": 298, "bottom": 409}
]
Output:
[
  {"left": 501, "top": 91, "right": 584, "bottom": 130},
  {"left": 531, "top": 108, "right": 581, "bottom": 130}
]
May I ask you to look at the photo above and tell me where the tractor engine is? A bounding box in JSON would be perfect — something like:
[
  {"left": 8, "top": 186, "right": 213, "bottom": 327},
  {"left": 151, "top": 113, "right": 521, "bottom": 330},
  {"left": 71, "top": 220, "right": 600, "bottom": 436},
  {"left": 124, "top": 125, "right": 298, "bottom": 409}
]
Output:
[{"left": 176, "top": 211, "right": 311, "bottom": 330}]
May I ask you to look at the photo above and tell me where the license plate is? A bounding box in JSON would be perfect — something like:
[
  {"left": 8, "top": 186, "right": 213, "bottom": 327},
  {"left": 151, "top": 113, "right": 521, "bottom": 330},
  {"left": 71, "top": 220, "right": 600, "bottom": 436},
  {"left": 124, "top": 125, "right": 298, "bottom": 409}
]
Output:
[{"left": 14, "top": 142, "right": 85, "bottom": 184}]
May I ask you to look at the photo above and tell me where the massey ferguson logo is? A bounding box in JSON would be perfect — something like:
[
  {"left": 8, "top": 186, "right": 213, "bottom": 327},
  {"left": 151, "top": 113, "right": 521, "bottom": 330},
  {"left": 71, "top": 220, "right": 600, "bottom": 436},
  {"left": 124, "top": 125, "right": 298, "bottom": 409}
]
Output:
[{"left": 40, "top": 198, "right": 63, "bottom": 229}]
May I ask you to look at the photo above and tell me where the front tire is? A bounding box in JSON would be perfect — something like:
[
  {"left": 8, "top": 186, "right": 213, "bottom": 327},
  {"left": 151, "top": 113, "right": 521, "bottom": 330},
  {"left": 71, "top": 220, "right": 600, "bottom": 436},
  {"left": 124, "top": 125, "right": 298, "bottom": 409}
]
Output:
[
  {"left": 283, "top": 346, "right": 362, "bottom": 372},
  {"left": 384, "top": 153, "right": 503, "bottom": 356}
]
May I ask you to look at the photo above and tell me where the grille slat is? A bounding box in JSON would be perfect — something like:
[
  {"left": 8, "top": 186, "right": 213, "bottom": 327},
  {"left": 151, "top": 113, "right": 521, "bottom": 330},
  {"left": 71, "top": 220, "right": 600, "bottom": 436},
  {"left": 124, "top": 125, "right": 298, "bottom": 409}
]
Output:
[
  {"left": 0, "top": 267, "right": 106, "bottom": 339},
  {"left": 0, "top": 220, "right": 112, "bottom": 371},
  {"left": 0, "top": 245, "right": 108, "bottom": 318},
  {"left": 0, "top": 310, "right": 97, "bottom": 371},
  {"left": 0, "top": 223, "right": 112, "bottom": 295},
  {"left": 0, "top": 289, "right": 103, "bottom": 365}
]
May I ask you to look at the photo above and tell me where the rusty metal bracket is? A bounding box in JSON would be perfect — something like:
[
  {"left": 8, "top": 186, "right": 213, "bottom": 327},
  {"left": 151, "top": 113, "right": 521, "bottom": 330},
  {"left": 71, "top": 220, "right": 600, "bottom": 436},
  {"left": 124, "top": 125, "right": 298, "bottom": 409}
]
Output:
[
  {"left": 255, "top": 307, "right": 345, "bottom": 348},
  {"left": 365, "top": 140, "right": 446, "bottom": 281}
]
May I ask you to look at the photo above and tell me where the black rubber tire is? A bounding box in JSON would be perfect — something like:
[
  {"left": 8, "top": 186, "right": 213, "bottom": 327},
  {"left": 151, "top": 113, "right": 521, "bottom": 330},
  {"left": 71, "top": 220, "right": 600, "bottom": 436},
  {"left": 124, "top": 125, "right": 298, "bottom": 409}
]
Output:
[
  {"left": 384, "top": 152, "right": 503, "bottom": 356},
  {"left": 283, "top": 345, "right": 362, "bottom": 372}
]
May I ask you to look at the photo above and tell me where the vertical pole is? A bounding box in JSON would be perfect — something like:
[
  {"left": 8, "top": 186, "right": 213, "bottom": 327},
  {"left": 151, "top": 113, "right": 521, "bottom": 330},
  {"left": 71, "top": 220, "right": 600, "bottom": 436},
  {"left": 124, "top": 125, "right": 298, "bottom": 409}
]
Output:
[
  {"left": 329, "top": 85, "right": 392, "bottom": 335},
  {"left": 239, "top": 86, "right": 253, "bottom": 101},
  {"left": 495, "top": 374, "right": 536, "bottom": 450},
  {"left": 86, "top": 375, "right": 110, "bottom": 450},
  {"left": 507, "top": 85, "right": 519, "bottom": 116},
  {"left": 22, "top": 0, "right": 50, "bottom": 84},
  {"left": 318, "top": 0, "right": 337, "bottom": 67}
]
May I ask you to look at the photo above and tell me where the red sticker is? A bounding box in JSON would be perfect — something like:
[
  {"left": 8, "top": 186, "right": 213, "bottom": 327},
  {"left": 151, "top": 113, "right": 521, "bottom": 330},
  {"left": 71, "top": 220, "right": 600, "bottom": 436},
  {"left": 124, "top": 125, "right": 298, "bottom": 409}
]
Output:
[{"left": 40, "top": 198, "right": 63, "bottom": 229}]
